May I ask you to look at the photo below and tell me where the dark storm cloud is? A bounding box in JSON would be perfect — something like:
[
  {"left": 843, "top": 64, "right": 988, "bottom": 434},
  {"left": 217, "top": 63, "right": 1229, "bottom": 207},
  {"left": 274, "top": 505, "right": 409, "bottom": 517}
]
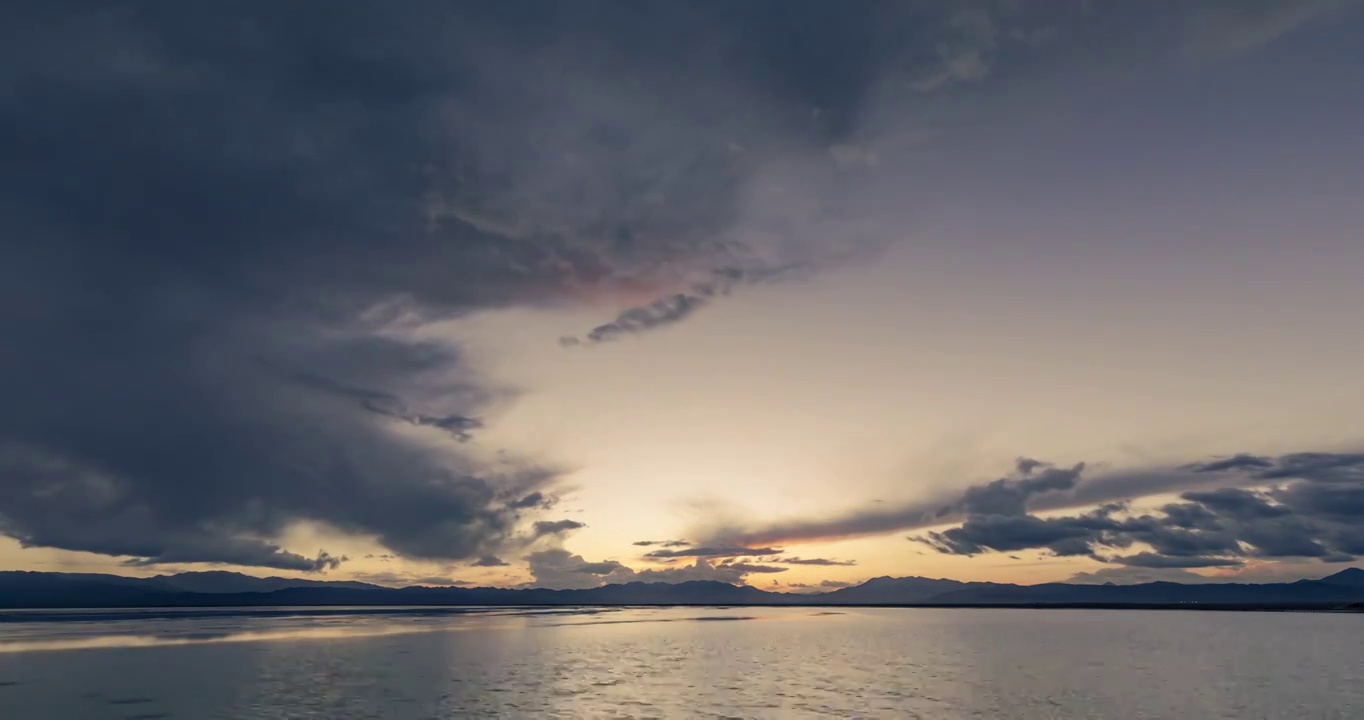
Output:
[
  {"left": 10, "top": 1, "right": 1056, "bottom": 570},
  {"left": 471, "top": 555, "right": 510, "bottom": 567},
  {"left": 644, "top": 546, "right": 783, "bottom": 559}
]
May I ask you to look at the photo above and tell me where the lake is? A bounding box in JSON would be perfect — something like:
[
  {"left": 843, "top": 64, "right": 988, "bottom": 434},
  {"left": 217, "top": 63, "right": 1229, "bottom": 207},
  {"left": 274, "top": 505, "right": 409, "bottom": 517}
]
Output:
[{"left": 0, "top": 606, "right": 1360, "bottom": 718}]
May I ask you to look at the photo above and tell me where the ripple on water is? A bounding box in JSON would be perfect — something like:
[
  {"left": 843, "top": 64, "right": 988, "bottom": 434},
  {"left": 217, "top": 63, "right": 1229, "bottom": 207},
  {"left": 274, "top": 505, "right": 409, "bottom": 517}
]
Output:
[{"left": 0, "top": 607, "right": 1361, "bottom": 719}]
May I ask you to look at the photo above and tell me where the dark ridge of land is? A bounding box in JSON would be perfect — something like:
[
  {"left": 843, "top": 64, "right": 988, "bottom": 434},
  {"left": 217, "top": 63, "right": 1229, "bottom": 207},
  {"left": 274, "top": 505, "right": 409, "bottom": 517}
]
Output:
[
  {"left": 2, "top": 567, "right": 1363, "bottom": 616},
  {"left": 1, "top": 601, "right": 1361, "bottom": 626}
]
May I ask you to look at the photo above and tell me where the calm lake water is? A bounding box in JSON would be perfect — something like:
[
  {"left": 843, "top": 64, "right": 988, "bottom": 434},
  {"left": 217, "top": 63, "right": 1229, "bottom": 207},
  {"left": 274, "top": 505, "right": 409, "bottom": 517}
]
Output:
[{"left": 0, "top": 606, "right": 1360, "bottom": 719}]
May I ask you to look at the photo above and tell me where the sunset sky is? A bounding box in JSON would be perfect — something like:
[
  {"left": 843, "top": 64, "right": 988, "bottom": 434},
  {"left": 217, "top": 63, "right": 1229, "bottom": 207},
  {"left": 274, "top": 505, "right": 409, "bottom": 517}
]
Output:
[{"left": 3, "top": 1, "right": 1363, "bottom": 591}]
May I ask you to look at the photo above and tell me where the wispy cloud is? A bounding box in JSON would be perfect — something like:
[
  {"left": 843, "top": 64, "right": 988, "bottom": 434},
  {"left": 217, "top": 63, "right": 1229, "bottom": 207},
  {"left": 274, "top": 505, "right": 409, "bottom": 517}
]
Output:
[
  {"left": 774, "top": 557, "right": 857, "bottom": 566},
  {"left": 1185, "top": 0, "right": 1351, "bottom": 56},
  {"left": 644, "top": 546, "right": 783, "bottom": 559}
]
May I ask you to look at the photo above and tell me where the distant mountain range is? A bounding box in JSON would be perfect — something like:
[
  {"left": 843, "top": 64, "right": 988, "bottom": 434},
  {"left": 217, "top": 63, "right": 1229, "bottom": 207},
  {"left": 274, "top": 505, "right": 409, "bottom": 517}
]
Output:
[{"left": 3, "top": 568, "right": 1363, "bottom": 611}]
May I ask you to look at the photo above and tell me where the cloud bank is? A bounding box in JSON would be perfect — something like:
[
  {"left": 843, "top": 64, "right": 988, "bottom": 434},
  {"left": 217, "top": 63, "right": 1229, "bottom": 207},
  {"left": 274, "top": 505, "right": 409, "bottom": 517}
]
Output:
[
  {"left": 10, "top": 1, "right": 989, "bottom": 569},
  {"left": 913, "top": 453, "right": 1364, "bottom": 569},
  {"left": 703, "top": 451, "right": 1362, "bottom": 548},
  {"left": 1, "top": 1, "right": 1302, "bottom": 573}
]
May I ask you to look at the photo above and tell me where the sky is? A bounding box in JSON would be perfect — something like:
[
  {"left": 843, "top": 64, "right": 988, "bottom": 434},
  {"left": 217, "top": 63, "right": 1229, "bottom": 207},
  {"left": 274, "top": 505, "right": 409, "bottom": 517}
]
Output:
[{"left": 2, "top": 0, "right": 1363, "bottom": 592}]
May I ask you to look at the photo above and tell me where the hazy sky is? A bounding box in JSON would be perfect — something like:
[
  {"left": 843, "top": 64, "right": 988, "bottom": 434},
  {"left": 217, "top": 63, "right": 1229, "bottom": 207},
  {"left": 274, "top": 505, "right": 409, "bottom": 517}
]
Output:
[{"left": 3, "top": 0, "right": 1363, "bottom": 591}]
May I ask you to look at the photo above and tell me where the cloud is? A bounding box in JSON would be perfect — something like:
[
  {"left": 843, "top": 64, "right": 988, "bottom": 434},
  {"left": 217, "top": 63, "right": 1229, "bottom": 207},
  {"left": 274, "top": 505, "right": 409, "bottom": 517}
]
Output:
[
  {"left": 911, "top": 452, "right": 1364, "bottom": 568},
  {"left": 508, "top": 492, "right": 553, "bottom": 510},
  {"left": 525, "top": 549, "right": 780, "bottom": 589},
  {"left": 524, "top": 550, "right": 633, "bottom": 590},
  {"left": 6, "top": 0, "right": 1059, "bottom": 572},
  {"left": 819, "top": 579, "right": 855, "bottom": 588},
  {"left": 916, "top": 507, "right": 1129, "bottom": 557},
  {"left": 1186, "top": 454, "right": 1275, "bottom": 473},
  {"left": 949, "top": 459, "right": 1085, "bottom": 516},
  {"left": 123, "top": 543, "right": 347, "bottom": 573},
  {"left": 703, "top": 458, "right": 1109, "bottom": 546},
  {"left": 471, "top": 555, "right": 510, "bottom": 567},
  {"left": 567, "top": 293, "right": 708, "bottom": 345},
  {"left": 632, "top": 539, "right": 691, "bottom": 548},
  {"left": 1065, "top": 567, "right": 1216, "bottom": 586},
  {"left": 775, "top": 557, "right": 857, "bottom": 566},
  {"left": 908, "top": 7, "right": 999, "bottom": 92},
  {"left": 714, "top": 562, "right": 787, "bottom": 575},
  {"left": 644, "top": 546, "right": 783, "bottom": 559},
  {"left": 531, "top": 520, "right": 586, "bottom": 538},
  {"left": 705, "top": 451, "right": 1364, "bottom": 547},
  {"left": 631, "top": 559, "right": 784, "bottom": 585},
  {"left": 1185, "top": 0, "right": 1350, "bottom": 56},
  {"left": 1105, "top": 552, "right": 1243, "bottom": 569}
]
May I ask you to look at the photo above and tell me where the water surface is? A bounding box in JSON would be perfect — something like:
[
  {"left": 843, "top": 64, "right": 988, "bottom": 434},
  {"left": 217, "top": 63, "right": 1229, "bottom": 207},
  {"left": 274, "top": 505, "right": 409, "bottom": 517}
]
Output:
[{"left": 0, "top": 606, "right": 1359, "bottom": 718}]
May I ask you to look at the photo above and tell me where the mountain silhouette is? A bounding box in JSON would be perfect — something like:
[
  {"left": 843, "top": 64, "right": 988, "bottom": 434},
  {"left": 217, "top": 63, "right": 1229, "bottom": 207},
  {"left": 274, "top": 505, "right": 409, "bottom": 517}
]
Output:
[{"left": 4, "top": 569, "right": 1364, "bottom": 610}]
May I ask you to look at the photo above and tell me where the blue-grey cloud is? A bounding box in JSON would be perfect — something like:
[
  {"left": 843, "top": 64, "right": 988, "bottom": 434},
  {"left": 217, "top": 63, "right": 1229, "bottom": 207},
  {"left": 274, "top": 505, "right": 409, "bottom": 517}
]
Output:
[
  {"left": 568, "top": 294, "right": 708, "bottom": 345},
  {"left": 705, "top": 451, "right": 1364, "bottom": 547},
  {"left": 532, "top": 520, "right": 586, "bottom": 538},
  {"left": 1184, "top": 0, "right": 1351, "bottom": 56},
  {"left": 913, "top": 452, "right": 1364, "bottom": 566}
]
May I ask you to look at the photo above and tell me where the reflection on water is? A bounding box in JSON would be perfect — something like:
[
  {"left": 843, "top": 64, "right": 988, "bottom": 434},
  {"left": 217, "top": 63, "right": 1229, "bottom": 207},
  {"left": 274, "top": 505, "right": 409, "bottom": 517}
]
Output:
[
  {"left": 0, "top": 607, "right": 786, "bottom": 653},
  {"left": 0, "top": 623, "right": 478, "bottom": 654},
  {"left": 1, "top": 606, "right": 1361, "bottom": 718}
]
